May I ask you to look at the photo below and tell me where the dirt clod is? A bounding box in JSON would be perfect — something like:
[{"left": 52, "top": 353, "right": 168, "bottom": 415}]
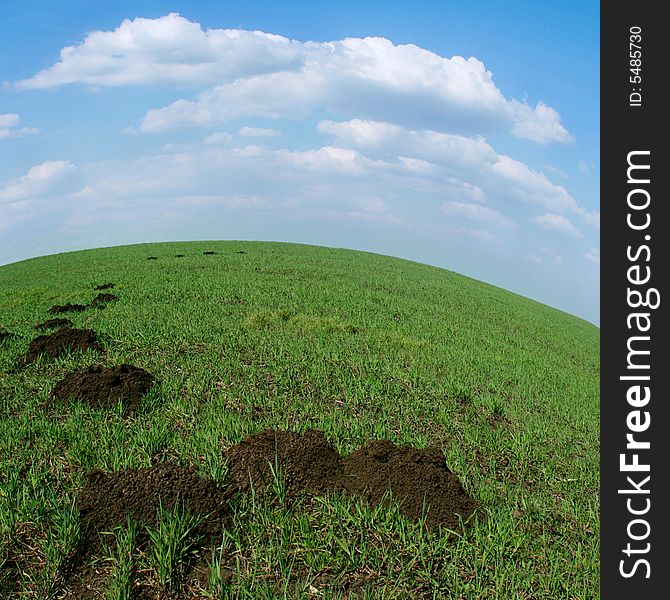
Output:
[
  {"left": 225, "top": 429, "right": 344, "bottom": 498},
  {"left": 223, "top": 429, "right": 477, "bottom": 530},
  {"left": 77, "top": 463, "right": 234, "bottom": 541},
  {"left": 49, "top": 303, "right": 87, "bottom": 314},
  {"left": 147, "top": 256, "right": 158, "bottom": 260},
  {"left": 89, "top": 293, "right": 118, "bottom": 308},
  {"left": 93, "top": 283, "right": 115, "bottom": 290},
  {"left": 35, "top": 318, "right": 73, "bottom": 331},
  {"left": 19, "top": 328, "right": 102, "bottom": 366},
  {"left": 342, "top": 440, "right": 478, "bottom": 530},
  {"left": 203, "top": 251, "right": 217, "bottom": 255},
  {"left": 0, "top": 330, "right": 12, "bottom": 342},
  {"left": 51, "top": 364, "right": 154, "bottom": 412}
]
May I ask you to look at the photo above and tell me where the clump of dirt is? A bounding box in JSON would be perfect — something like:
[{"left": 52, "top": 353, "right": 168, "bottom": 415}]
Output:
[
  {"left": 49, "top": 303, "right": 87, "bottom": 314},
  {"left": 93, "top": 283, "right": 115, "bottom": 290},
  {"left": 147, "top": 256, "right": 158, "bottom": 260},
  {"left": 341, "top": 440, "right": 478, "bottom": 530},
  {"left": 89, "top": 293, "right": 118, "bottom": 308},
  {"left": 35, "top": 318, "right": 73, "bottom": 331},
  {"left": 236, "top": 251, "right": 247, "bottom": 254},
  {"left": 51, "top": 364, "right": 154, "bottom": 412},
  {"left": 223, "top": 430, "right": 477, "bottom": 530},
  {"left": 225, "top": 429, "right": 344, "bottom": 499},
  {"left": 175, "top": 254, "right": 185, "bottom": 257},
  {"left": 19, "top": 328, "right": 102, "bottom": 366},
  {"left": 203, "top": 251, "right": 217, "bottom": 255},
  {"left": 77, "top": 463, "right": 234, "bottom": 541},
  {"left": 0, "top": 330, "right": 12, "bottom": 342}
]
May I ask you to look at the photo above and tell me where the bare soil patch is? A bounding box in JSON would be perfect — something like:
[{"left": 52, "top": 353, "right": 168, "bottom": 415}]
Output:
[
  {"left": 35, "top": 317, "right": 73, "bottom": 331},
  {"left": 203, "top": 251, "right": 217, "bottom": 255},
  {"left": 225, "top": 429, "right": 345, "bottom": 498},
  {"left": 51, "top": 364, "right": 154, "bottom": 412},
  {"left": 93, "top": 283, "right": 115, "bottom": 290},
  {"left": 19, "top": 328, "right": 102, "bottom": 366},
  {"left": 224, "top": 429, "right": 478, "bottom": 530},
  {"left": 89, "top": 293, "right": 118, "bottom": 308},
  {"left": 342, "top": 440, "right": 479, "bottom": 530},
  {"left": 0, "top": 330, "right": 12, "bottom": 342},
  {"left": 49, "top": 303, "right": 87, "bottom": 314},
  {"left": 77, "top": 463, "right": 234, "bottom": 541}
]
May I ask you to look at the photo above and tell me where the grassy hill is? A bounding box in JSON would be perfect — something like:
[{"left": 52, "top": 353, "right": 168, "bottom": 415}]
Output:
[{"left": 0, "top": 241, "right": 599, "bottom": 598}]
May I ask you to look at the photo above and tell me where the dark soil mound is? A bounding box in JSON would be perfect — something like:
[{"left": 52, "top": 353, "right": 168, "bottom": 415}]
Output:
[
  {"left": 147, "top": 256, "right": 158, "bottom": 260},
  {"left": 89, "top": 293, "right": 118, "bottom": 308},
  {"left": 35, "top": 317, "right": 73, "bottom": 331},
  {"left": 0, "top": 330, "right": 12, "bottom": 342},
  {"left": 49, "top": 303, "right": 87, "bottom": 314},
  {"left": 51, "top": 364, "right": 154, "bottom": 412},
  {"left": 203, "top": 251, "right": 217, "bottom": 255},
  {"left": 175, "top": 254, "right": 185, "bottom": 257},
  {"left": 20, "top": 328, "right": 102, "bottom": 366},
  {"left": 77, "top": 463, "right": 234, "bottom": 541},
  {"left": 341, "top": 440, "right": 478, "bottom": 530},
  {"left": 93, "top": 283, "right": 115, "bottom": 290},
  {"left": 225, "top": 429, "right": 344, "bottom": 499}
]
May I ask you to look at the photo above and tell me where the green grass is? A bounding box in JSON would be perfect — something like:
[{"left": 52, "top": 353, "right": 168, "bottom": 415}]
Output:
[{"left": 0, "top": 240, "right": 599, "bottom": 598}]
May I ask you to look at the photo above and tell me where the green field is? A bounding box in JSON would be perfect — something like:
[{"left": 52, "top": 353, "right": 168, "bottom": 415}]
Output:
[{"left": 0, "top": 241, "right": 599, "bottom": 599}]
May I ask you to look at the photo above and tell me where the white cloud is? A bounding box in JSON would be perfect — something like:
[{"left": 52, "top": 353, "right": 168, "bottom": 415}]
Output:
[
  {"left": 320, "top": 119, "right": 581, "bottom": 215},
  {"left": 509, "top": 101, "right": 573, "bottom": 144},
  {"left": 12, "top": 14, "right": 571, "bottom": 144},
  {"left": 0, "top": 161, "right": 77, "bottom": 203},
  {"left": 12, "top": 14, "right": 304, "bottom": 90},
  {"left": 0, "top": 113, "right": 20, "bottom": 128},
  {"left": 203, "top": 131, "right": 232, "bottom": 145},
  {"left": 239, "top": 126, "right": 282, "bottom": 137},
  {"left": 531, "top": 213, "right": 581, "bottom": 237},
  {"left": 451, "top": 227, "right": 499, "bottom": 243},
  {"left": 441, "top": 200, "right": 512, "bottom": 227},
  {"left": 0, "top": 113, "right": 40, "bottom": 139}
]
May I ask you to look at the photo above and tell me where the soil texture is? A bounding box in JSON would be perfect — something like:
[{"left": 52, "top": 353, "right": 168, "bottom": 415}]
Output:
[
  {"left": 19, "top": 328, "right": 102, "bottom": 366},
  {"left": 89, "top": 293, "right": 118, "bottom": 308},
  {"left": 77, "top": 463, "right": 234, "bottom": 541},
  {"left": 93, "top": 283, "right": 115, "bottom": 290},
  {"left": 51, "top": 364, "right": 154, "bottom": 412},
  {"left": 225, "top": 429, "right": 344, "bottom": 498},
  {"left": 0, "top": 331, "right": 12, "bottom": 342},
  {"left": 49, "top": 303, "right": 88, "bottom": 314},
  {"left": 35, "top": 318, "right": 73, "bottom": 331},
  {"left": 341, "top": 440, "right": 479, "bottom": 530}
]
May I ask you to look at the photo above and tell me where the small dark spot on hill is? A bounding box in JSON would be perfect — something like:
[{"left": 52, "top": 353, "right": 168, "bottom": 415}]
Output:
[
  {"left": 35, "top": 318, "right": 73, "bottom": 331},
  {"left": 203, "top": 251, "right": 217, "bottom": 255},
  {"left": 89, "top": 293, "right": 118, "bottom": 308},
  {"left": 93, "top": 283, "right": 115, "bottom": 290},
  {"left": 51, "top": 364, "right": 155, "bottom": 413},
  {"left": 175, "top": 254, "right": 185, "bottom": 257},
  {"left": 0, "top": 330, "right": 13, "bottom": 342},
  {"left": 236, "top": 251, "right": 246, "bottom": 254},
  {"left": 19, "top": 328, "right": 102, "bottom": 366},
  {"left": 49, "top": 303, "right": 87, "bottom": 314},
  {"left": 147, "top": 256, "right": 158, "bottom": 260},
  {"left": 77, "top": 463, "right": 234, "bottom": 543}
]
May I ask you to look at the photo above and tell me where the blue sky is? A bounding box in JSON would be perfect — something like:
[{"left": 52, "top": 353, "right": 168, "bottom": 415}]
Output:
[{"left": 0, "top": 1, "right": 600, "bottom": 324}]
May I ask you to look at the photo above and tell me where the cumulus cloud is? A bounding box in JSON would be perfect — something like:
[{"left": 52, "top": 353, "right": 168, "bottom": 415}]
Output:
[
  {"left": 531, "top": 213, "right": 581, "bottom": 237},
  {"left": 441, "top": 200, "right": 512, "bottom": 227},
  {"left": 203, "top": 131, "right": 232, "bottom": 145},
  {"left": 0, "top": 161, "right": 77, "bottom": 203},
  {"left": 319, "top": 119, "right": 580, "bottom": 215},
  {"left": 0, "top": 113, "right": 40, "bottom": 139},
  {"left": 239, "top": 126, "right": 282, "bottom": 137},
  {"left": 12, "top": 14, "right": 571, "bottom": 144}
]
